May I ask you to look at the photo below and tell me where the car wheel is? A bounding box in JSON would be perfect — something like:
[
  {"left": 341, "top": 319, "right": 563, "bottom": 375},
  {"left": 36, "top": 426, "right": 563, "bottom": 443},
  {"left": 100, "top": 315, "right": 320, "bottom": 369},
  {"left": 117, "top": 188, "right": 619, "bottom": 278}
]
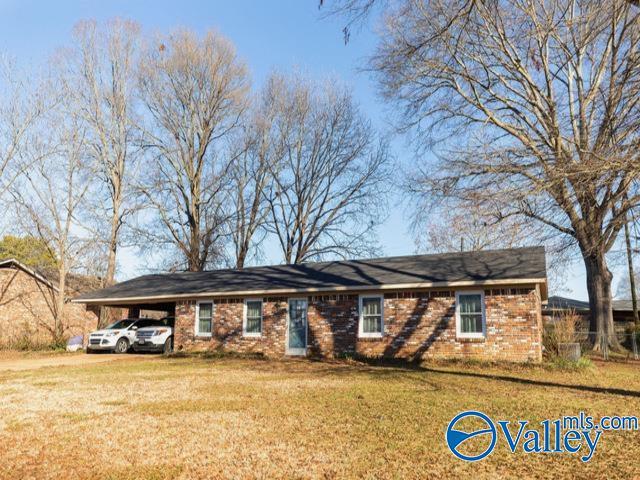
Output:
[
  {"left": 163, "top": 337, "right": 174, "bottom": 355},
  {"left": 115, "top": 338, "right": 129, "bottom": 354}
]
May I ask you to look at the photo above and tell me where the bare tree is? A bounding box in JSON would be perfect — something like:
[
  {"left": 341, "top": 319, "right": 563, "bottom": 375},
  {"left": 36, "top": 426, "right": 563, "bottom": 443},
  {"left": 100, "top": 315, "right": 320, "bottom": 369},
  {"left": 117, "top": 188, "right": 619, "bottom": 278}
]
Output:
[
  {"left": 10, "top": 99, "right": 93, "bottom": 343},
  {"left": 328, "top": 0, "right": 640, "bottom": 349},
  {"left": 138, "top": 30, "right": 249, "bottom": 271},
  {"left": 265, "top": 73, "right": 390, "bottom": 264},
  {"left": 414, "top": 201, "right": 534, "bottom": 254},
  {"left": 226, "top": 87, "right": 278, "bottom": 268},
  {"left": 0, "top": 59, "right": 46, "bottom": 198},
  {"left": 67, "top": 19, "right": 141, "bottom": 291}
]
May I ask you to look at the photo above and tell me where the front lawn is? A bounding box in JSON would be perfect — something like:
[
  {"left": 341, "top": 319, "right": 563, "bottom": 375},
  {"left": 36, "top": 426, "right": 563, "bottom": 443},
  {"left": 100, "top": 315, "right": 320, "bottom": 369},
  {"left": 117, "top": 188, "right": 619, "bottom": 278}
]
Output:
[{"left": 0, "top": 355, "right": 638, "bottom": 479}]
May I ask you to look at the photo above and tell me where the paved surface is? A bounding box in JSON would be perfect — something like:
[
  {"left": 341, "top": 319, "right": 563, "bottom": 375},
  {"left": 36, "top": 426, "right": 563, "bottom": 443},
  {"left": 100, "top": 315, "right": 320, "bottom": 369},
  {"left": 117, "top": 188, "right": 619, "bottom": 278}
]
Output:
[{"left": 0, "top": 353, "right": 153, "bottom": 372}]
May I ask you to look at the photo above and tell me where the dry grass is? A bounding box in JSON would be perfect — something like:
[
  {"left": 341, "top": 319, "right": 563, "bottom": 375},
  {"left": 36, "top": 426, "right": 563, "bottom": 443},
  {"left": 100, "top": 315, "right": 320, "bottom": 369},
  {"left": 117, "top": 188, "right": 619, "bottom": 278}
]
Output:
[{"left": 0, "top": 355, "right": 639, "bottom": 479}]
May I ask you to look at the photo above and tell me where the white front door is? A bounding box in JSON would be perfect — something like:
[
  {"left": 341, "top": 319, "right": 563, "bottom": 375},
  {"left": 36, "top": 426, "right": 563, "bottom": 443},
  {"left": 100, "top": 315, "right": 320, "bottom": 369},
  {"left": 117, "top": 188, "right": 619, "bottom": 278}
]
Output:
[{"left": 286, "top": 299, "right": 308, "bottom": 356}]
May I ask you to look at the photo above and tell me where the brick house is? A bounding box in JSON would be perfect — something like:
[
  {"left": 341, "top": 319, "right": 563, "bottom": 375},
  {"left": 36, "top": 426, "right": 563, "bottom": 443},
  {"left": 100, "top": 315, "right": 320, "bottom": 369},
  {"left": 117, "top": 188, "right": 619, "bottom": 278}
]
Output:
[
  {"left": 0, "top": 259, "right": 99, "bottom": 348},
  {"left": 74, "top": 247, "right": 547, "bottom": 362}
]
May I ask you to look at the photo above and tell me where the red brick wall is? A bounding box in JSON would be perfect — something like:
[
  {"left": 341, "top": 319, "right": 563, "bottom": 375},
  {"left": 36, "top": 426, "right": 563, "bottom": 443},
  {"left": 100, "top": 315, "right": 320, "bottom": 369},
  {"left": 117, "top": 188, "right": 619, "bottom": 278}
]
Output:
[
  {"left": 175, "top": 297, "right": 289, "bottom": 355},
  {"left": 0, "top": 268, "right": 98, "bottom": 348},
  {"left": 173, "top": 286, "right": 542, "bottom": 362}
]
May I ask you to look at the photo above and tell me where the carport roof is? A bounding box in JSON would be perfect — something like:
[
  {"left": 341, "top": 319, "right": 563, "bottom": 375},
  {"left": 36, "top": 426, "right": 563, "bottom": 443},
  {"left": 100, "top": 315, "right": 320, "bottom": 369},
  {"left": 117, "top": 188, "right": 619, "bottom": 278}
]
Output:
[{"left": 73, "top": 246, "right": 547, "bottom": 304}]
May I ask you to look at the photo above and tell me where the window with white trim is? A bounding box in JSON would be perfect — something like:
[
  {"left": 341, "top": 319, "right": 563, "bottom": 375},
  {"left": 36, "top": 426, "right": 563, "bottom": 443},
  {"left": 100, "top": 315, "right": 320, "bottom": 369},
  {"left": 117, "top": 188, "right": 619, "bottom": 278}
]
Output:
[
  {"left": 359, "top": 295, "right": 383, "bottom": 338},
  {"left": 244, "top": 299, "right": 263, "bottom": 336},
  {"left": 455, "top": 291, "right": 486, "bottom": 338},
  {"left": 196, "top": 301, "right": 213, "bottom": 336}
]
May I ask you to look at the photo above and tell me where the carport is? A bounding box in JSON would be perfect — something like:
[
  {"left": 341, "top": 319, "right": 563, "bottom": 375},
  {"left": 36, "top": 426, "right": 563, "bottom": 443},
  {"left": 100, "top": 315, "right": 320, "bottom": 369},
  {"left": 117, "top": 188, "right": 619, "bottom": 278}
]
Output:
[
  {"left": 84, "top": 301, "right": 176, "bottom": 322},
  {"left": 119, "top": 302, "right": 176, "bottom": 320},
  {"left": 81, "top": 300, "right": 177, "bottom": 353}
]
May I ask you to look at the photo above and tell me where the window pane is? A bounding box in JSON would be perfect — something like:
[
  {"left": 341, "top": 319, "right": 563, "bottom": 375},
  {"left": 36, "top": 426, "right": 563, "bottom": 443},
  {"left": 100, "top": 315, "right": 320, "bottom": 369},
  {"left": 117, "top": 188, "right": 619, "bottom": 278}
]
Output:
[
  {"left": 246, "top": 301, "right": 261, "bottom": 319},
  {"left": 461, "top": 313, "right": 483, "bottom": 333},
  {"left": 290, "top": 300, "right": 306, "bottom": 318},
  {"left": 198, "top": 303, "right": 212, "bottom": 334},
  {"left": 362, "top": 297, "right": 381, "bottom": 316},
  {"left": 246, "top": 301, "right": 262, "bottom": 333},
  {"left": 363, "top": 315, "right": 382, "bottom": 333},
  {"left": 199, "top": 318, "right": 212, "bottom": 333},
  {"left": 459, "top": 294, "right": 482, "bottom": 314},
  {"left": 246, "top": 317, "right": 261, "bottom": 333},
  {"left": 199, "top": 303, "right": 212, "bottom": 319}
]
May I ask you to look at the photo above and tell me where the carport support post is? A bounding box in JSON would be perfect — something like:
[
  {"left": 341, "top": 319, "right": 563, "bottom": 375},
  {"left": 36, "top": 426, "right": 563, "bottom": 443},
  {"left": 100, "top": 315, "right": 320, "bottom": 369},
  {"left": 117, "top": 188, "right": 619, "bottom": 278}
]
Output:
[{"left": 128, "top": 307, "right": 140, "bottom": 319}]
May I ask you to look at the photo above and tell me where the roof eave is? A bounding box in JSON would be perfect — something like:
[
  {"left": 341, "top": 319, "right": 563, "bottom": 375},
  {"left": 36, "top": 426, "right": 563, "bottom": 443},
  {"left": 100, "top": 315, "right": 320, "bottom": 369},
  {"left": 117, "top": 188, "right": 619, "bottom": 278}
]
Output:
[
  {"left": 0, "top": 258, "right": 59, "bottom": 293},
  {"left": 73, "top": 277, "right": 547, "bottom": 305}
]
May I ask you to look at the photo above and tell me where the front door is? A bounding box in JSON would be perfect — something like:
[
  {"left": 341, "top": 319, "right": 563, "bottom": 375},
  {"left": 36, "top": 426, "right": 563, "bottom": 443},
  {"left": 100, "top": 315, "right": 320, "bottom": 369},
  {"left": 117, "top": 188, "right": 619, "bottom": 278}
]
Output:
[{"left": 287, "top": 299, "right": 308, "bottom": 355}]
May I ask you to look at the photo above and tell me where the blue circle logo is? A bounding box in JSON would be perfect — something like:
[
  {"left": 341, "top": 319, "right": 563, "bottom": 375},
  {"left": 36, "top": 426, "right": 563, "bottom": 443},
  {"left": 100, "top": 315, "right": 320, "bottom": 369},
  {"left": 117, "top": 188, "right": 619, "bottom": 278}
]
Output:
[{"left": 446, "top": 411, "right": 497, "bottom": 461}]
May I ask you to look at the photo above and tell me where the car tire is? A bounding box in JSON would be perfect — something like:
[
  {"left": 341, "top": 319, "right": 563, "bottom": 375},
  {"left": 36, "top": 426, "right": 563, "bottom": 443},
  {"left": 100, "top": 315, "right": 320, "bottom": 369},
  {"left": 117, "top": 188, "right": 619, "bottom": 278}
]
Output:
[
  {"left": 86, "top": 348, "right": 95, "bottom": 354},
  {"left": 163, "top": 337, "right": 174, "bottom": 355},
  {"left": 114, "top": 338, "right": 129, "bottom": 354}
]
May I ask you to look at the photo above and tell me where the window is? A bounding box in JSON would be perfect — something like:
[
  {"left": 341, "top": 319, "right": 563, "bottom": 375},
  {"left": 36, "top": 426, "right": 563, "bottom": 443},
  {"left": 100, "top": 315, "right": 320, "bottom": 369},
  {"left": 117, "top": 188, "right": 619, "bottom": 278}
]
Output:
[
  {"left": 244, "top": 299, "right": 263, "bottom": 337},
  {"left": 359, "top": 295, "right": 383, "bottom": 338},
  {"left": 196, "top": 301, "right": 213, "bottom": 336},
  {"left": 456, "top": 291, "right": 486, "bottom": 338}
]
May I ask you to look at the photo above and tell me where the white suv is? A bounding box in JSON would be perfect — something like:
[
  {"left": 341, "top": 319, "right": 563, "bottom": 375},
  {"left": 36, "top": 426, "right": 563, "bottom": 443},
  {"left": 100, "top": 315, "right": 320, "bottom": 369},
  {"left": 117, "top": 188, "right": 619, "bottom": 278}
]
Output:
[
  {"left": 87, "top": 318, "right": 166, "bottom": 354},
  {"left": 132, "top": 317, "right": 174, "bottom": 354}
]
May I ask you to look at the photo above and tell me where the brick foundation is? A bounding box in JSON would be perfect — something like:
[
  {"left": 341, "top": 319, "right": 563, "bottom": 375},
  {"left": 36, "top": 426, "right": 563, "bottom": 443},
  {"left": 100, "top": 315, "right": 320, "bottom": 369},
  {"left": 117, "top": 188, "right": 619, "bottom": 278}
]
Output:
[{"left": 173, "top": 285, "right": 542, "bottom": 362}]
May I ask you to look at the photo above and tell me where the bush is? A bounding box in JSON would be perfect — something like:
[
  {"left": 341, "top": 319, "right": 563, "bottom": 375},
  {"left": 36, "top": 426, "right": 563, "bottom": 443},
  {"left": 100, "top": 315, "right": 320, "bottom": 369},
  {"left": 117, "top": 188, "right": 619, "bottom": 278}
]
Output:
[
  {"left": 542, "top": 326, "right": 558, "bottom": 357},
  {"left": 543, "top": 309, "right": 581, "bottom": 357},
  {"left": 543, "top": 310, "right": 589, "bottom": 367},
  {"left": 0, "top": 333, "right": 70, "bottom": 352},
  {"left": 555, "top": 310, "right": 580, "bottom": 344},
  {"left": 47, "top": 338, "right": 69, "bottom": 351},
  {"left": 165, "top": 348, "right": 266, "bottom": 361}
]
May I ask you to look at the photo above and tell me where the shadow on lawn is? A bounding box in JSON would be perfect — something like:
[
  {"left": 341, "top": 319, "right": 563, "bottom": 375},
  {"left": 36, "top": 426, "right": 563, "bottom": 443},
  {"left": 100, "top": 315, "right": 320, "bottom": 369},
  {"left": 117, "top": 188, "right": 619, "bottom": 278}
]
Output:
[
  {"left": 179, "top": 353, "right": 640, "bottom": 398},
  {"left": 351, "top": 357, "right": 640, "bottom": 399}
]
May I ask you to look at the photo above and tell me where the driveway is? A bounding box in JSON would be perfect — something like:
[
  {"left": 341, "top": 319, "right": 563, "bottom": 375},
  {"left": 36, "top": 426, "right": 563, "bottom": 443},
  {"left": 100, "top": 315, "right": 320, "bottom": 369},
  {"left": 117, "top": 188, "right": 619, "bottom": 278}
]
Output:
[{"left": 0, "top": 353, "right": 152, "bottom": 372}]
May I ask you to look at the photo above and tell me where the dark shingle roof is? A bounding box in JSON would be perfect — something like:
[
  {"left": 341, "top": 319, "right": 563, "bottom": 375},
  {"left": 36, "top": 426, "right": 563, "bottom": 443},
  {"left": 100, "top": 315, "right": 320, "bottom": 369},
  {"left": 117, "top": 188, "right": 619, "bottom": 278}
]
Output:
[
  {"left": 544, "top": 295, "right": 590, "bottom": 312},
  {"left": 611, "top": 300, "right": 637, "bottom": 312},
  {"left": 545, "top": 295, "right": 639, "bottom": 313},
  {"left": 74, "top": 246, "right": 546, "bottom": 303}
]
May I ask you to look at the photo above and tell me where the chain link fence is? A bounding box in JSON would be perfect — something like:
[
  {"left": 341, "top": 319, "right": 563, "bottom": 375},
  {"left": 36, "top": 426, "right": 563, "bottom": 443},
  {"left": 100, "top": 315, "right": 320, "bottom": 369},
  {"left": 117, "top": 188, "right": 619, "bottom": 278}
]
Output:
[
  {"left": 543, "top": 326, "right": 640, "bottom": 361},
  {"left": 577, "top": 331, "right": 639, "bottom": 361}
]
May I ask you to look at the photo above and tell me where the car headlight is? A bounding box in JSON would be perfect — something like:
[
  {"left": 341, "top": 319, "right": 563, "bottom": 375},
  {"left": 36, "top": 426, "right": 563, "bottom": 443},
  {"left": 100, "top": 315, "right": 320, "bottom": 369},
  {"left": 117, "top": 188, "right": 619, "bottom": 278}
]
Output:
[
  {"left": 106, "top": 331, "right": 120, "bottom": 337},
  {"left": 154, "top": 329, "right": 168, "bottom": 336}
]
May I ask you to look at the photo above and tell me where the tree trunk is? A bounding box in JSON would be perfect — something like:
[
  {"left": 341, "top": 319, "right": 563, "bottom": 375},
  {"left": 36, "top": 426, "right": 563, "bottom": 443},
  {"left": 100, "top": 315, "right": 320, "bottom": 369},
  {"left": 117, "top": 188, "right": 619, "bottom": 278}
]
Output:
[
  {"left": 55, "top": 263, "right": 67, "bottom": 345},
  {"left": 187, "top": 208, "right": 202, "bottom": 272},
  {"left": 104, "top": 209, "right": 120, "bottom": 287},
  {"left": 624, "top": 217, "right": 639, "bottom": 327},
  {"left": 236, "top": 246, "right": 246, "bottom": 269},
  {"left": 98, "top": 211, "right": 120, "bottom": 328},
  {"left": 582, "top": 248, "right": 621, "bottom": 351}
]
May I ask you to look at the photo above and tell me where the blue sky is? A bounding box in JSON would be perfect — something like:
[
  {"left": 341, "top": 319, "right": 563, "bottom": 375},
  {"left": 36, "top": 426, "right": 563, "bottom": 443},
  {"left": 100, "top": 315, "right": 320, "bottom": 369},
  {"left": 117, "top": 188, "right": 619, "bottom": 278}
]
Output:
[{"left": 0, "top": 0, "right": 614, "bottom": 300}]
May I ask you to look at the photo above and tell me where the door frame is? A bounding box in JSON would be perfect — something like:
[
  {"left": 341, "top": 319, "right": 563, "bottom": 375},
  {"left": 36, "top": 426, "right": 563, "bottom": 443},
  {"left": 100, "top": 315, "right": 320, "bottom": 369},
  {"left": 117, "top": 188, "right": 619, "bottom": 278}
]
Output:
[{"left": 286, "top": 298, "right": 308, "bottom": 356}]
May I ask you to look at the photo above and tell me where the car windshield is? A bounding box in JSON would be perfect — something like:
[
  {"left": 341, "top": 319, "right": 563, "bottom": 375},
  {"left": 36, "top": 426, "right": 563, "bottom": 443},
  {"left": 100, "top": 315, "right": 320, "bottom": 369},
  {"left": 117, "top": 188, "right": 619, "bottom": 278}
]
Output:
[
  {"left": 106, "top": 319, "right": 135, "bottom": 330},
  {"left": 160, "top": 317, "right": 175, "bottom": 327},
  {"left": 133, "top": 319, "right": 164, "bottom": 329}
]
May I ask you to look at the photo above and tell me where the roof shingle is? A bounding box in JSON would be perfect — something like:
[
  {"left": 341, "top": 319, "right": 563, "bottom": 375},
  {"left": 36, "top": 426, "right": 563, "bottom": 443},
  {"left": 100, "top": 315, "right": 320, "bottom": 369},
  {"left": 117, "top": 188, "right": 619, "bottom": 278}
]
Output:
[{"left": 74, "top": 246, "right": 546, "bottom": 303}]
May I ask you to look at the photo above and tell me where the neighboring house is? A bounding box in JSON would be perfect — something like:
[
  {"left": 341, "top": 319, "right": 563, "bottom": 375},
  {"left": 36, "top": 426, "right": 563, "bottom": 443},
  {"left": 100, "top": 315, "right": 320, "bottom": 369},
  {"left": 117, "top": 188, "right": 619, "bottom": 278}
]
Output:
[
  {"left": 543, "top": 295, "right": 638, "bottom": 329},
  {"left": 0, "top": 259, "right": 99, "bottom": 348},
  {"left": 74, "top": 247, "right": 548, "bottom": 362}
]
